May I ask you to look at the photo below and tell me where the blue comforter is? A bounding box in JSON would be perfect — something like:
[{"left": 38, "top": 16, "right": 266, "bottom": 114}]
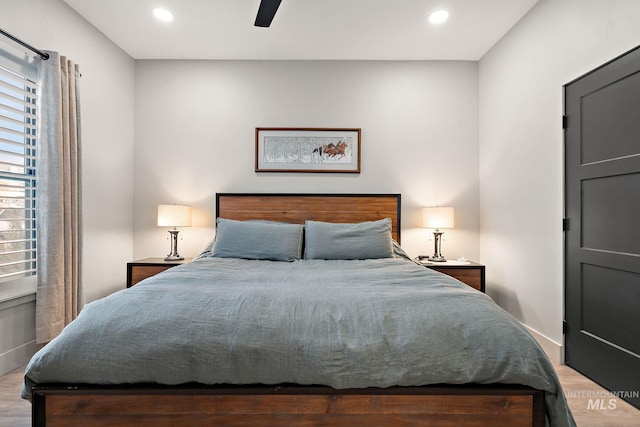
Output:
[{"left": 22, "top": 257, "right": 575, "bottom": 426}]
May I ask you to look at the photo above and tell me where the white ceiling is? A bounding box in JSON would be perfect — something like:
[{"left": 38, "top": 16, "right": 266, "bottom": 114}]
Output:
[{"left": 62, "top": 0, "right": 539, "bottom": 60}]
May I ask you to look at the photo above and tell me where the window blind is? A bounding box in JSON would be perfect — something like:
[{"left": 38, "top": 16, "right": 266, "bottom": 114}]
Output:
[{"left": 0, "top": 63, "right": 37, "bottom": 283}]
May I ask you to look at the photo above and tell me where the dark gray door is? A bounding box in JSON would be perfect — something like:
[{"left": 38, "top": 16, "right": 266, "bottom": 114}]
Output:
[{"left": 564, "top": 45, "right": 640, "bottom": 409}]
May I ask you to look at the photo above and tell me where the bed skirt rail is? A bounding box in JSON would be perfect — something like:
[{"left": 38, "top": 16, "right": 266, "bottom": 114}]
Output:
[{"left": 32, "top": 383, "right": 545, "bottom": 427}]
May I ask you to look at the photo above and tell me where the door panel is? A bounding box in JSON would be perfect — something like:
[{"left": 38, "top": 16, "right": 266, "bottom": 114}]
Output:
[
  {"left": 565, "top": 45, "right": 640, "bottom": 409},
  {"left": 581, "top": 173, "right": 640, "bottom": 254},
  {"left": 581, "top": 263, "right": 640, "bottom": 356},
  {"left": 581, "top": 70, "right": 640, "bottom": 164}
]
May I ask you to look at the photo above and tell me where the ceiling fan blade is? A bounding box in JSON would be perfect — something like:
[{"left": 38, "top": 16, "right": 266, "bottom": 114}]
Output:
[{"left": 254, "top": 0, "right": 282, "bottom": 27}]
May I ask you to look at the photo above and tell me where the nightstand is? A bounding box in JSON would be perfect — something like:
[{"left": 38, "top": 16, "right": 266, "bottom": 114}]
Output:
[
  {"left": 417, "top": 259, "right": 485, "bottom": 292},
  {"left": 126, "top": 257, "right": 192, "bottom": 288}
]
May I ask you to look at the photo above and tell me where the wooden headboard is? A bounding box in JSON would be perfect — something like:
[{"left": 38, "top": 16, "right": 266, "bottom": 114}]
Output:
[{"left": 216, "top": 193, "right": 401, "bottom": 243}]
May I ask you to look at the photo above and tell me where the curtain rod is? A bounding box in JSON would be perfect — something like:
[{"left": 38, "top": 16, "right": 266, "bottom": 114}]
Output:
[{"left": 0, "top": 27, "right": 49, "bottom": 60}]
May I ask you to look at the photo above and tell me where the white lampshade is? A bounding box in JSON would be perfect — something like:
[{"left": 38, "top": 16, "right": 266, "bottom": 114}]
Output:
[
  {"left": 157, "top": 204, "right": 192, "bottom": 227},
  {"left": 422, "top": 206, "right": 454, "bottom": 229}
]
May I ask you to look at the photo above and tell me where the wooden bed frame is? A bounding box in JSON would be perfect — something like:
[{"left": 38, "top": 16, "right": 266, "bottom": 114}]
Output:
[
  {"left": 31, "top": 193, "right": 545, "bottom": 427},
  {"left": 215, "top": 193, "right": 401, "bottom": 242}
]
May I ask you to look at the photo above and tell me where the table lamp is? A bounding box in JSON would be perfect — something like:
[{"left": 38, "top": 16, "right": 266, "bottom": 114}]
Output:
[
  {"left": 157, "top": 204, "right": 192, "bottom": 261},
  {"left": 422, "top": 206, "right": 454, "bottom": 262}
]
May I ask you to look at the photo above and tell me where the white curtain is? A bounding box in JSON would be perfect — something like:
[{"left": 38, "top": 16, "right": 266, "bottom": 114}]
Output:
[{"left": 35, "top": 51, "right": 82, "bottom": 344}]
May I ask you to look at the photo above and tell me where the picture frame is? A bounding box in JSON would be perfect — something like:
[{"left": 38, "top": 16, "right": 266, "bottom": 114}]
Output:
[{"left": 255, "top": 128, "right": 361, "bottom": 173}]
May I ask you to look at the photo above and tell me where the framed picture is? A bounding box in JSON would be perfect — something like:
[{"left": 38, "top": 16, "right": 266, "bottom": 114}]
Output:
[{"left": 255, "top": 128, "right": 361, "bottom": 173}]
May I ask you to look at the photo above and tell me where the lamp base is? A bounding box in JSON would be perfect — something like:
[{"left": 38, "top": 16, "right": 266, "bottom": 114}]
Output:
[
  {"left": 417, "top": 255, "right": 447, "bottom": 263},
  {"left": 165, "top": 229, "right": 183, "bottom": 261},
  {"left": 430, "top": 230, "right": 447, "bottom": 262}
]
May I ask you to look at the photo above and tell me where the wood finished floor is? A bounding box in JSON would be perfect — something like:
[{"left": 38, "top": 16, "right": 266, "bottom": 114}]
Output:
[{"left": 1, "top": 361, "right": 638, "bottom": 426}]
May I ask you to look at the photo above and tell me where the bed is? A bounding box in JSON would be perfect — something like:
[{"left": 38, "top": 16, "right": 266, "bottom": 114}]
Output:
[{"left": 22, "top": 193, "right": 575, "bottom": 427}]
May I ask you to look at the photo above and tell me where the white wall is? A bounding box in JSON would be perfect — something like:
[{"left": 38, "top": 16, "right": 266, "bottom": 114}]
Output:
[
  {"left": 479, "top": 0, "right": 640, "bottom": 360},
  {"left": 0, "top": 0, "right": 136, "bottom": 302},
  {"left": 134, "top": 60, "right": 479, "bottom": 262}
]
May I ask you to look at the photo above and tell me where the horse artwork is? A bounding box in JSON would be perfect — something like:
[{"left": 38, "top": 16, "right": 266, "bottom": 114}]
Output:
[
  {"left": 255, "top": 128, "right": 361, "bottom": 173},
  {"left": 263, "top": 137, "right": 352, "bottom": 164},
  {"left": 312, "top": 140, "right": 348, "bottom": 161}
]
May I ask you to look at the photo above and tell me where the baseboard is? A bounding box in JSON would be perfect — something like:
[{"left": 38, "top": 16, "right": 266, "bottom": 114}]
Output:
[
  {"left": 522, "top": 323, "right": 564, "bottom": 364},
  {"left": 0, "top": 339, "right": 37, "bottom": 376}
]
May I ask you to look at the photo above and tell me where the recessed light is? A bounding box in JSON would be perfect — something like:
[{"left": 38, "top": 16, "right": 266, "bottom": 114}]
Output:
[
  {"left": 153, "top": 7, "right": 174, "bottom": 22},
  {"left": 428, "top": 10, "right": 449, "bottom": 24}
]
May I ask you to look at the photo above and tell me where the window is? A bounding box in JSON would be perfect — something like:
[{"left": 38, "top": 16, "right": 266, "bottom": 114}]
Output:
[{"left": 0, "top": 63, "right": 37, "bottom": 285}]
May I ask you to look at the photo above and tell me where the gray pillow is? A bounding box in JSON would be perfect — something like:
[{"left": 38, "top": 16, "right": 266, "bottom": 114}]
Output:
[
  {"left": 304, "top": 218, "right": 394, "bottom": 260},
  {"left": 211, "top": 218, "right": 303, "bottom": 261}
]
